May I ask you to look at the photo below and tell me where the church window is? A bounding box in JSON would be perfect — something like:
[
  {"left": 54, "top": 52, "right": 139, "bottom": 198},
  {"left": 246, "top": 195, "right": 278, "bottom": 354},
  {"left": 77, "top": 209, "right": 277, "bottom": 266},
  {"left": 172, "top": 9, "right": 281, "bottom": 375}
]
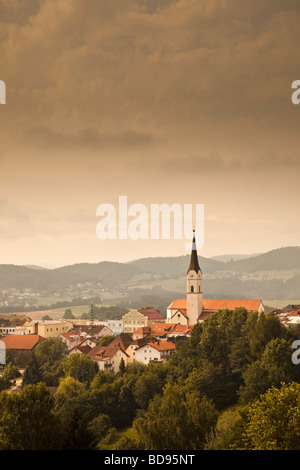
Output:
[{"left": 191, "top": 286, "right": 194, "bottom": 292}]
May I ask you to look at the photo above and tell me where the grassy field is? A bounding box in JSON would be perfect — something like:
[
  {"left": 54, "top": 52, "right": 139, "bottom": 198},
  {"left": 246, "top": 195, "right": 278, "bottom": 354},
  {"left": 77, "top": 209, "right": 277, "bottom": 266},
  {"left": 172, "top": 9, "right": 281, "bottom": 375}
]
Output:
[{"left": 4, "top": 303, "right": 114, "bottom": 321}]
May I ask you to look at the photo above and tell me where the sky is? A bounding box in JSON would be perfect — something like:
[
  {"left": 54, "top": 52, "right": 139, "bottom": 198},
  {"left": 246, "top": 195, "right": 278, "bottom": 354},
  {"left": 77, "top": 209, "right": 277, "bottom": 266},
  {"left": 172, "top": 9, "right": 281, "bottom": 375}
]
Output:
[{"left": 0, "top": 0, "right": 300, "bottom": 267}]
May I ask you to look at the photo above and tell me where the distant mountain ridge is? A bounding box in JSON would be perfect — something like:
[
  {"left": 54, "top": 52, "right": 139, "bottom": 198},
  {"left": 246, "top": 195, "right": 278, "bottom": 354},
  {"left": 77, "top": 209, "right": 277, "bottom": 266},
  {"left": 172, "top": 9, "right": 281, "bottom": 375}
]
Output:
[{"left": 1, "top": 246, "right": 300, "bottom": 301}]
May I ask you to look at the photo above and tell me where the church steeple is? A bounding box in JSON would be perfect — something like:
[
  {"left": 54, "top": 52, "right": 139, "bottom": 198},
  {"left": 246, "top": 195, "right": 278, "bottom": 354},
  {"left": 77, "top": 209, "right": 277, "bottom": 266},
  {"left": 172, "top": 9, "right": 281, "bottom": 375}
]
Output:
[
  {"left": 186, "top": 230, "right": 203, "bottom": 325},
  {"left": 187, "top": 230, "right": 201, "bottom": 274}
]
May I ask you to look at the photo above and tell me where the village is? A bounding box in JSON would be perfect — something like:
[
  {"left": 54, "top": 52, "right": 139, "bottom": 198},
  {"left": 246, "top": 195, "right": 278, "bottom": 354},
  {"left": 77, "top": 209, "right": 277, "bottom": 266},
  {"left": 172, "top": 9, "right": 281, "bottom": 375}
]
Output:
[{"left": 1, "top": 234, "right": 299, "bottom": 388}]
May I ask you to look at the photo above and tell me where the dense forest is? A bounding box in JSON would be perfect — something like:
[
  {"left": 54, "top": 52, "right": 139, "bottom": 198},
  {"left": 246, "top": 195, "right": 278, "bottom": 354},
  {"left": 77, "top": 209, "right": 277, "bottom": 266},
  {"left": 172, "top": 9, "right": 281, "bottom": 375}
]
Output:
[{"left": 1, "top": 308, "right": 300, "bottom": 450}]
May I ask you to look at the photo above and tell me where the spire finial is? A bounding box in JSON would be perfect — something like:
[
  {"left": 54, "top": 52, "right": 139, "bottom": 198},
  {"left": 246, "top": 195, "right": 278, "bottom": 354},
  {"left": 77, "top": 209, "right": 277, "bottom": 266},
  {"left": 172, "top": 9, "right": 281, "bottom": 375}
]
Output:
[{"left": 187, "top": 230, "right": 201, "bottom": 274}]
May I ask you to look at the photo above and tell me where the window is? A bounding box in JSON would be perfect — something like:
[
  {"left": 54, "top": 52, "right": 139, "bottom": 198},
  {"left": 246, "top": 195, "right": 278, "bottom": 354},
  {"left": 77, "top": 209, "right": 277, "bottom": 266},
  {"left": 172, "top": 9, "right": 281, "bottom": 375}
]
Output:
[{"left": 191, "top": 285, "right": 194, "bottom": 292}]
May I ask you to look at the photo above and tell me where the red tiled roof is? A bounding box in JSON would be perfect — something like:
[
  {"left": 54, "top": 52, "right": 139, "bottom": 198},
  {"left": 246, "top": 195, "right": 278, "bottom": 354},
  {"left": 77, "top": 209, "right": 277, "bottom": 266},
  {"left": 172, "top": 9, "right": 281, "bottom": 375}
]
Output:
[
  {"left": 75, "top": 345, "right": 92, "bottom": 354},
  {"left": 287, "top": 310, "right": 300, "bottom": 317},
  {"left": 108, "top": 333, "right": 133, "bottom": 350},
  {"left": 146, "top": 341, "right": 176, "bottom": 352},
  {"left": 138, "top": 308, "right": 165, "bottom": 320},
  {"left": 149, "top": 322, "right": 175, "bottom": 335},
  {"left": 132, "top": 326, "right": 151, "bottom": 335},
  {"left": 167, "top": 299, "right": 263, "bottom": 312},
  {"left": 1, "top": 334, "right": 44, "bottom": 350},
  {"left": 89, "top": 345, "right": 128, "bottom": 360}
]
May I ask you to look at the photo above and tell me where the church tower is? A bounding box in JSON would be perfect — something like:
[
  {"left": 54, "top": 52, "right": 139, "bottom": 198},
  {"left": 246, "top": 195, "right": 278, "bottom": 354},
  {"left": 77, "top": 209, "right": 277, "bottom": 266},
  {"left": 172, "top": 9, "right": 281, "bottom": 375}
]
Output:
[{"left": 186, "top": 230, "right": 203, "bottom": 325}]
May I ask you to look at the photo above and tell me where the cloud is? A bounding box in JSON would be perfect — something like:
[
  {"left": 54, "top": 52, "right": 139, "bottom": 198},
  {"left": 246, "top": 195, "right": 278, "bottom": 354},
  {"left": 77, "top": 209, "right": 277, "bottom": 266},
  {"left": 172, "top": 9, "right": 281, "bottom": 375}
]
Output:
[{"left": 21, "top": 126, "right": 156, "bottom": 151}]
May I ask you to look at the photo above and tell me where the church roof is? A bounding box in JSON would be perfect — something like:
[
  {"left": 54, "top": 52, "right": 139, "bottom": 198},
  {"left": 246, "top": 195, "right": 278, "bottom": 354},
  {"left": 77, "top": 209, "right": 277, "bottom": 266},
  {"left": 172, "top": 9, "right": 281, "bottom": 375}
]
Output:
[
  {"left": 187, "top": 231, "right": 201, "bottom": 274},
  {"left": 167, "top": 298, "right": 263, "bottom": 312}
]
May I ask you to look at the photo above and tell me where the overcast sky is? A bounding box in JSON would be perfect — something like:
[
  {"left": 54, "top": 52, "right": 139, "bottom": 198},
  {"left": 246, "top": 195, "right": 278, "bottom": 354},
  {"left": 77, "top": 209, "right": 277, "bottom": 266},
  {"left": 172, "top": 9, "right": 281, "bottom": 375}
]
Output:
[{"left": 0, "top": 0, "right": 300, "bottom": 267}]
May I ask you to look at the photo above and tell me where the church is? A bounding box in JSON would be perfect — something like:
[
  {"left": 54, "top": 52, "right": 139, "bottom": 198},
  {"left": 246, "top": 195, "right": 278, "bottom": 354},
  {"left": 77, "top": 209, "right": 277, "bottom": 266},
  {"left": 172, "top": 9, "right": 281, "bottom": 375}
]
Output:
[{"left": 166, "top": 232, "right": 265, "bottom": 327}]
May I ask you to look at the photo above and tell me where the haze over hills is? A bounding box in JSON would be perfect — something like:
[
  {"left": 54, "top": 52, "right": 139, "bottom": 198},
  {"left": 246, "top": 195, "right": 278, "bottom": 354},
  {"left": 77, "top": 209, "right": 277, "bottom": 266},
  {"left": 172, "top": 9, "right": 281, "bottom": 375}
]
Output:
[
  {"left": 0, "top": 247, "right": 300, "bottom": 306},
  {"left": 210, "top": 253, "right": 262, "bottom": 263}
]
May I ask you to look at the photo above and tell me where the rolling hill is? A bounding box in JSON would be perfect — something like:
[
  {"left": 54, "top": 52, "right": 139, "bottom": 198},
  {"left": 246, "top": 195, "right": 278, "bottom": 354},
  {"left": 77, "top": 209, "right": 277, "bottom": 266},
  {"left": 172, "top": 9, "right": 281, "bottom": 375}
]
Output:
[{"left": 0, "top": 246, "right": 300, "bottom": 303}]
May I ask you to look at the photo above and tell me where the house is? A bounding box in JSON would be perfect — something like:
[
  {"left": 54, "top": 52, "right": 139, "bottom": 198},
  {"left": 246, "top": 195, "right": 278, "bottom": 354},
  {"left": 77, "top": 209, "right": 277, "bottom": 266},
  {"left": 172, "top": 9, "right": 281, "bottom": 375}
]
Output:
[
  {"left": 60, "top": 330, "right": 85, "bottom": 350},
  {"left": 166, "top": 230, "right": 265, "bottom": 326},
  {"left": 69, "top": 344, "right": 92, "bottom": 355},
  {"left": 88, "top": 345, "right": 129, "bottom": 373},
  {"left": 280, "top": 309, "right": 300, "bottom": 325},
  {"left": 23, "top": 320, "right": 74, "bottom": 338},
  {"left": 1, "top": 334, "right": 44, "bottom": 367},
  {"left": 137, "top": 308, "right": 166, "bottom": 326},
  {"left": 107, "top": 332, "right": 134, "bottom": 351},
  {"left": 132, "top": 326, "right": 151, "bottom": 340},
  {"left": 0, "top": 315, "right": 31, "bottom": 336},
  {"left": 134, "top": 340, "right": 176, "bottom": 365},
  {"left": 74, "top": 324, "right": 112, "bottom": 338},
  {"left": 107, "top": 319, "right": 123, "bottom": 335},
  {"left": 125, "top": 338, "right": 149, "bottom": 363},
  {"left": 122, "top": 308, "right": 165, "bottom": 333},
  {"left": 61, "top": 324, "right": 113, "bottom": 350}
]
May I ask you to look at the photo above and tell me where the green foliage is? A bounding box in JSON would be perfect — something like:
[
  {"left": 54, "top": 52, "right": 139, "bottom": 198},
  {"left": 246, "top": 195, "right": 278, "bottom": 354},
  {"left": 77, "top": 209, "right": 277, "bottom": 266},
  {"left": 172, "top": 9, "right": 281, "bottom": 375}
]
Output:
[
  {"left": 0, "top": 383, "right": 63, "bottom": 450},
  {"left": 1, "top": 306, "right": 299, "bottom": 450},
  {"left": 41, "top": 314, "right": 53, "bottom": 320},
  {"left": 22, "top": 353, "right": 43, "bottom": 387},
  {"left": 88, "top": 413, "right": 113, "bottom": 442},
  {"left": 97, "top": 335, "right": 115, "bottom": 347},
  {"left": 64, "top": 308, "right": 75, "bottom": 319},
  {"left": 205, "top": 406, "right": 249, "bottom": 450},
  {"left": 133, "top": 383, "right": 218, "bottom": 450},
  {"left": 239, "top": 338, "right": 300, "bottom": 403},
  {"left": 31, "top": 337, "right": 69, "bottom": 386},
  {"left": 61, "top": 353, "right": 98, "bottom": 386},
  {"left": 245, "top": 382, "right": 300, "bottom": 450},
  {"left": 0, "top": 362, "right": 21, "bottom": 391}
]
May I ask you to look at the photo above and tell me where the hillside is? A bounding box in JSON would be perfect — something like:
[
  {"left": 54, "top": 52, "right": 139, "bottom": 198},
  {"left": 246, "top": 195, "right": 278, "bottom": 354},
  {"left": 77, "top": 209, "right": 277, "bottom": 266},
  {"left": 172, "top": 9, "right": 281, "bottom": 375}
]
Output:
[
  {"left": 0, "top": 246, "right": 300, "bottom": 305},
  {"left": 224, "top": 246, "right": 300, "bottom": 273}
]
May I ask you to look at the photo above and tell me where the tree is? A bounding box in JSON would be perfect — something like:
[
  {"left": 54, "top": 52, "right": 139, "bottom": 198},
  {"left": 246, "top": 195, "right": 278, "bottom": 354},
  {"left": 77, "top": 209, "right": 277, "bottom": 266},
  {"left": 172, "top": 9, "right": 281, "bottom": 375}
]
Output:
[
  {"left": 119, "top": 357, "right": 126, "bottom": 375},
  {"left": 91, "top": 370, "right": 116, "bottom": 389},
  {"left": 246, "top": 311, "right": 285, "bottom": 359},
  {"left": 133, "top": 383, "right": 218, "bottom": 450},
  {"left": 245, "top": 382, "right": 300, "bottom": 450},
  {"left": 61, "top": 353, "right": 98, "bottom": 386},
  {"left": 54, "top": 376, "right": 89, "bottom": 446},
  {"left": 239, "top": 338, "right": 300, "bottom": 404},
  {"left": 205, "top": 407, "right": 249, "bottom": 450},
  {"left": 88, "top": 413, "right": 112, "bottom": 442},
  {"left": 41, "top": 314, "right": 53, "bottom": 321},
  {"left": 33, "top": 337, "right": 69, "bottom": 386},
  {"left": 97, "top": 335, "right": 115, "bottom": 347},
  {"left": 0, "top": 383, "right": 63, "bottom": 450},
  {"left": 133, "top": 367, "right": 165, "bottom": 410},
  {"left": 22, "top": 352, "right": 43, "bottom": 386},
  {"left": 62, "top": 406, "right": 95, "bottom": 450},
  {"left": 64, "top": 308, "right": 75, "bottom": 319}
]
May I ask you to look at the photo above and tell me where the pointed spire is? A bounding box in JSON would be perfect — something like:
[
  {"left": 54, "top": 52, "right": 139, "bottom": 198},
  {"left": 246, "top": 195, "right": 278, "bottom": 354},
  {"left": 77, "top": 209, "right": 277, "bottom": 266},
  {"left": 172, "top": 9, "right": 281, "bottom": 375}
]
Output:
[{"left": 187, "top": 230, "right": 201, "bottom": 274}]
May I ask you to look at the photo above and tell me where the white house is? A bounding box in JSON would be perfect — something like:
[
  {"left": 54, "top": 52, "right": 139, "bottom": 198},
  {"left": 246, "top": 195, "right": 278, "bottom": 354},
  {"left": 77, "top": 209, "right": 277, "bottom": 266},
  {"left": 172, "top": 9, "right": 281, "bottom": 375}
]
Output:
[{"left": 134, "top": 340, "right": 176, "bottom": 365}]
